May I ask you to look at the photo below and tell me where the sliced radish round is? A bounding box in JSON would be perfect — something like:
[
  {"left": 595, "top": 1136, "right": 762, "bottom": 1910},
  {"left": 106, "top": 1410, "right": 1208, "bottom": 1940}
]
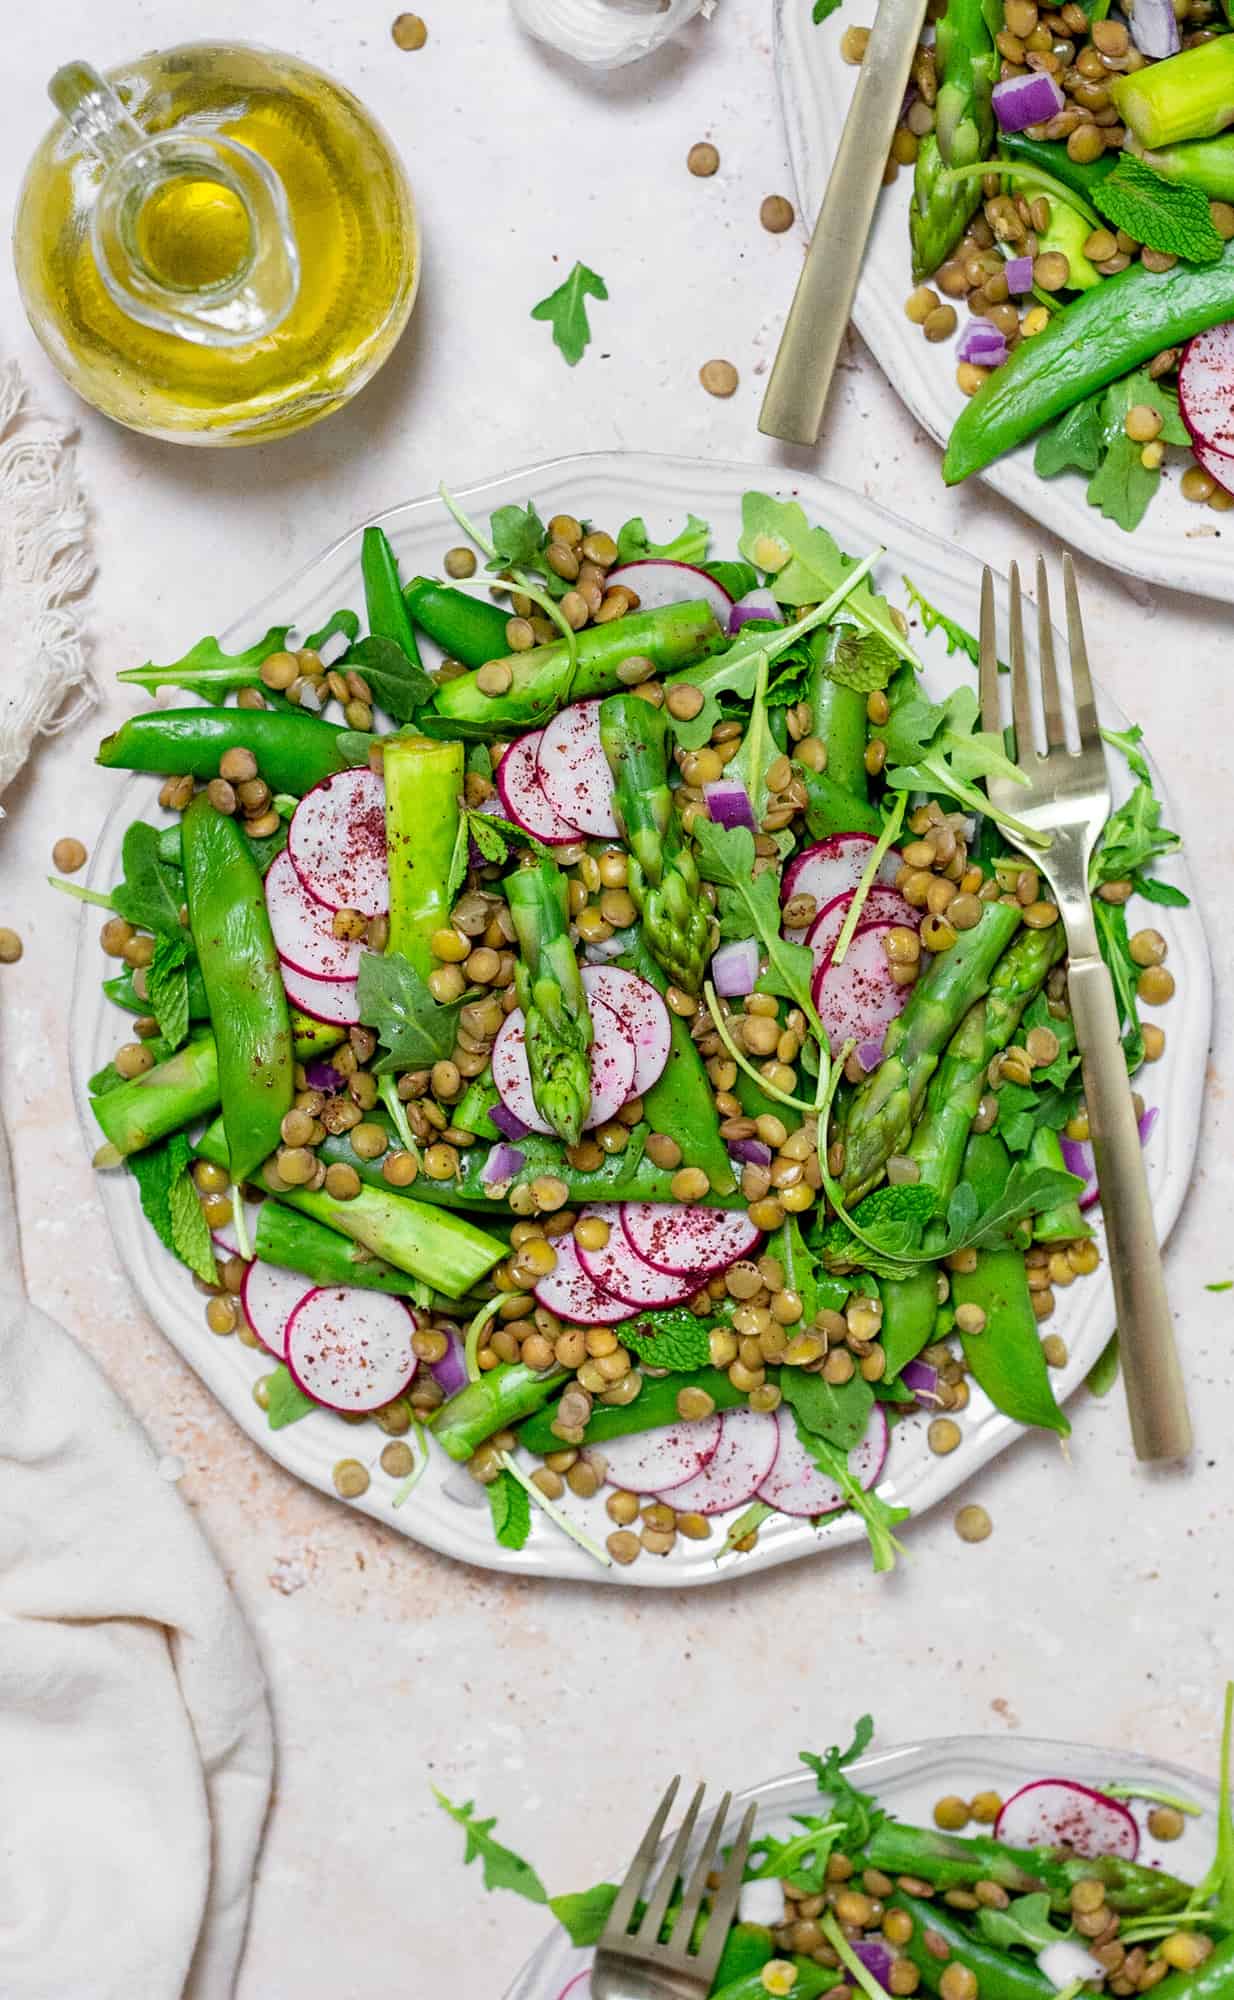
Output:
[
  {"left": 266, "top": 848, "right": 364, "bottom": 982},
  {"left": 280, "top": 958, "right": 362, "bottom": 1026},
  {"left": 805, "top": 885, "right": 916, "bottom": 974},
  {"left": 605, "top": 558, "right": 735, "bottom": 629},
  {"left": 1179, "top": 321, "right": 1234, "bottom": 454},
  {"left": 620, "top": 1202, "right": 760, "bottom": 1277},
  {"left": 598, "top": 1411, "right": 724, "bottom": 1495},
  {"left": 287, "top": 768, "right": 389, "bottom": 917},
  {"left": 655, "top": 1407, "right": 781, "bottom": 1514},
  {"left": 491, "top": 998, "right": 636, "bottom": 1137},
  {"left": 285, "top": 1286, "right": 418, "bottom": 1413},
  {"left": 536, "top": 701, "right": 620, "bottom": 838},
  {"left": 496, "top": 732, "right": 585, "bottom": 846},
  {"left": 757, "top": 1402, "right": 889, "bottom": 1517},
  {"left": 813, "top": 922, "right": 910, "bottom": 1056},
  {"left": 574, "top": 1204, "right": 699, "bottom": 1307},
  {"left": 782, "top": 834, "right": 903, "bottom": 941},
  {"left": 1192, "top": 435, "right": 1234, "bottom": 497},
  {"left": 532, "top": 1230, "right": 630, "bottom": 1326},
  {"left": 241, "top": 1261, "right": 317, "bottom": 1359},
  {"left": 211, "top": 1198, "right": 264, "bottom": 1259},
  {"left": 995, "top": 1781, "right": 1139, "bottom": 1860},
  {"left": 580, "top": 966, "right": 671, "bottom": 1096}
]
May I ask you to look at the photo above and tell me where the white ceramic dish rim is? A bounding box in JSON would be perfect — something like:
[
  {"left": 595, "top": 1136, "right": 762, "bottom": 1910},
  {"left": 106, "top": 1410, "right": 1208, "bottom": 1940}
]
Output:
[
  {"left": 71, "top": 450, "right": 1211, "bottom": 1587},
  {"left": 505, "top": 1732, "right": 1221, "bottom": 1999},
  {"left": 772, "top": 0, "right": 1234, "bottom": 606}
]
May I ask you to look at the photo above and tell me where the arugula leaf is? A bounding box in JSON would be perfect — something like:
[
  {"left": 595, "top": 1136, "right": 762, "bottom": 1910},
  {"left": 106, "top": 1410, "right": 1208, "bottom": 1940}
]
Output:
[
  {"left": 1094, "top": 897, "right": 1146, "bottom": 1072},
  {"left": 1035, "top": 392, "right": 1106, "bottom": 480},
  {"left": 112, "top": 822, "right": 185, "bottom": 936},
  {"left": 1092, "top": 722, "right": 1186, "bottom": 904},
  {"left": 619, "top": 1311, "right": 713, "bottom": 1372},
  {"left": 530, "top": 261, "right": 609, "bottom": 366},
  {"left": 303, "top": 607, "right": 360, "bottom": 655},
  {"left": 1086, "top": 1331, "right": 1121, "bottom": 1398},
  {"left": 433, "top": 1792, "right": 549, "bottom": 1903},
  {"left": 901, "top": 578, "right": 980, "bottom": 665},
  {"left": 776, "top": 1214, "right": 827, "bottom": 1326},
  {"left": 693, "top": 819, "right": 816, "bottom": 1016},
  {"left": 739, "top": 492, "right": 918, "bottom": 667},
  {"left": 731, "top": 648, "right": 774, "bottom": 822},
  {"left": 825, "top": 628, "right": 899, "bottom": 693},
  {"left": 882, "top": 681, "right": 1042, "bottom": 848},
  {"left": 549, "top": 1884, "right": 620, "bottom": 1945},
  {"left": 347, "top": 635, "right": 435, "bottom": 724},
  {"left": 995, "top": 1076, "right": 1081, "bottom": 1154},
  {"left": 976, "top": 1892, "right": 1063, "bottom": 1954},
  {"left": 790, "top": 1418, "right": 910, "bottom": 1571},
  {"left": 663, "top": 624, "right": 794, "bottom": 752},
  {"left": 1095, "top": 155, "right": 1225, "bottom": 263},
  {"left": 814, "top": 0, "right": 843, "bottom": 18},
  {"left": 146, "top": 932, "right": 192, "bottom": 1051},
  {"left": 1102, "top": 720, "right": 1152, "bottom": 786},
  {"left": 614, "top": 512, "right": 710, "bottom": 566},
  {"left": 119, "top": 623, "right": 293, "bottom": 694},
  {"left": 488, "top": 1468, "right": 532, "bottom": 1551},
  {"left": 746, "top": 1813, "right": 846, "bottom": 1894},
  {"left": 800, "top": 1718, "right": 886, "bottom": 1851},
  {"left": 780, "top": 1366, "right": 874, "bottom": 1454},
  {"left": 705, "top": 559, "right": 759, "bottom": 600},
  {"left": 1087, "top": 372, "right": 1190, "bottom": 534},
  {"left": 936, "top": 1160, "right": 1088, "bottom": 1254},
  {"left": 357, "top": 952, "right": 466, "bottom": 1073},
  {"left": 265, "top": 1363, "right": 317, "bottom": 1429}
]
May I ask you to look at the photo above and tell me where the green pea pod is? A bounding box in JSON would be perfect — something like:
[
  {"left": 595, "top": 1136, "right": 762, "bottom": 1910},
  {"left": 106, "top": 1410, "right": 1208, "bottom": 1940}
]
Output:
[
  {"left": 361, "top": 524, "right": 422, "bottom": 664},
  {"left": 517, "top": 1366, "right": 745, "bottom": 1455},
  {"left": 451, "top": 1068, "right": 503, "bottom": 1142},
  {"left": 996, "top": 133, "right": 1119, "bottom": 204},
  {"left": 98, "top": 710, "right": 350, "bottom": 795},
  {"left": 709, "top": 1923, "right": 777, "bottom": 1990},
  {"left": 403, "top": 577, "right": 511, "bottom": 667},
  {"left": 806, "top": 623, "right": 872, "bottom": 799},
  {"left": 617, "top": 928, "right": 736, "bottom": 1194},
  {"left": 796, "top": 765, "right": 883, "bottom": 842},
  {"left": 1028, "top": 1124, "right": 1092, "bottom": 1243},
  {"left": 950, "top": 1129, "right": 1069, "bottom": 1434},
  {"left": 432, "top": 1362, "right": 569, "bottom": 1460},
  {"left": 888, "top": 1892, "right": 1056, "bottom": 2000},
  {"left": 879, "top": 1267, "right": 941, "bottom": 1380},
  {"left": 1152, "top": 1933, "right": 1234, "bottom": 2000}
]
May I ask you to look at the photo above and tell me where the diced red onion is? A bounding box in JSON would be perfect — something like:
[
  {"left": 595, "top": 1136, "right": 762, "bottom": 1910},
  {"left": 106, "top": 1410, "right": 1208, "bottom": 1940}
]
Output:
[
  {"left": 993, "top": 71, "right": 1065, "bottom": 132},
  {"left": 1062, "top": 1108, "right": 1156, "bottom": 1214},
  {"left": 1004, "top": 253, "right": 1035, "bottom": 294},
  {"left": 857, "top": 1037, "right": 885, "bottom": 1073},
  {"left": 431, "top": 1324, "right": 469, "bottom": 1397},
  {"left": 1139, "top": 1104, "right": 1159, "bottom": 1146},
  {"left": 712, "top": 937, "right": 761, "bottom": 996},
  {"left": 703, "top": 779, "right": 757, "bottom": 831},
  {"left": 304, "top": 1060, "right": 344, "bottom": 1093},
  {"left": 728, "top": 588, "right": 784, "bottom": 634},
  {"left": 853, "top": 1938, "right": 897, "bottom": 1989},
  {"left": 584, "top": 935, "right": 627, "bottom": 962},
  {"left": 490, "top": 1101, "right": 532, "bottom": 1142},
  {"left": 900, "top": 1357, "right": 944, "bottom": 1405},
  {"left": 481, "top": 1141, "right": 526, "bottom": 1186},
  {"left": 1129, "top": 0, "right": 1179, "bottom": 58},
  {"left": 728, "top": 1137, "right": 773, "bottom": 1168},
  {"left": 957, "top": 322, "right": 1008, "bottom": 370}
]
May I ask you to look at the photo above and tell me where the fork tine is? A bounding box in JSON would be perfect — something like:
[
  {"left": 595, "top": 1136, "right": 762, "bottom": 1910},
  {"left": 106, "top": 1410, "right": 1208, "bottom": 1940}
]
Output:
[
  {"left": 604, "top": 1776, "right": 680, "bottom": 1939},
  {"left": 672, "top": 1789, "right": 732, "bottom": 1946},
  {"left": 694, "top": 1802, "right": 759, "bottom": 1983},
  {"left": 637, "top": 1782, "right": 706, "bottom": 1944},
  {"left": 1007, "top": 561, "right": 1036, "bottom": 763},
  {"left": 978, "top": 566, "right": 1001, "bottom": 738},
  {"left": 1063, "top": 553, "right": 1100, "bottom": 749},
  {"left": 1035, "top": 556, "right": 1066, "bottom": 751}
]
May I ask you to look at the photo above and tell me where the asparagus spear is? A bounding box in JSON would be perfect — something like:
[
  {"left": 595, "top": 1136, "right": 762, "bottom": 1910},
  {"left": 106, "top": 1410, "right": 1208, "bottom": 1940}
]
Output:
[
  {"left": 906, "top": 922, "right": 1067, "bottom": 1200},
  {"left": 263, "top": 1172, "right": 505, "bottom": 1297},
  {"left": 383, "top": 733, "right": 465, "bottom": 979},
  {"left": 1029, "top": 1122, "right": 1091, "bottom": 1241},
  {"left": 432, "top": 1362, "right": 568, "bottom": 1461},
  {"left": 505, "top": 854, "right": 594, "bottom": 1145},
  {"left": 94, "top": 1017, "right": 344, "bottom": 1162},
  {"left": 866, "top": 1820, "right": 1194, "bottom": 1914},
  {"left": 839, "top": 900, "right": 1023, "bottom": 1203},
  {"left": 599, "top": 693, "right": 712, "bottom": 995},
  {"left": 909, "top": 0, "right": 1001, "bottom": 281},
  {"left": 1110, "top": 34, "right": 1234, "bottom": 148}
]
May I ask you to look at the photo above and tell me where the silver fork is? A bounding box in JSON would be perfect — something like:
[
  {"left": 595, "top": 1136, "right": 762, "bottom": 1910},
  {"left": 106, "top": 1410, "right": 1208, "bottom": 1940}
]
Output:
[
  {"left": 980, "top": 556, "right": 1190, "bottom": 1463},
  {"left": 592, "top": 1778, "right": 758, "bottom": 2000}
]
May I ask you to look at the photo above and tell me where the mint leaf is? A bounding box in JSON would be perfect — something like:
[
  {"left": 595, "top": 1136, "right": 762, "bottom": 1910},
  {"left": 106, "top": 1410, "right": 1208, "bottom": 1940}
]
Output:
[
  {"left": 814, "top": 0, "right": 844, "bottom": 18},
  {"left": 146, "top": 932, "right": 192, "bottom": 1051},
  {"left": 488, "top": 1468, "right": 532, "bottom": 1551},
  {"left": 615, "top": 512, "right": 710, "bottom": 566},
  {"left": 127, "top": 1129, "right": 216, "bottom": 1283},
  {"left": 692, "top": 818, "right": 816, "bottom": 1017},
  {"left": 739, "top": 492, "right": 918, "bottom": 667},
  {"left": 825, "top": 628, "right": 899, "bottom": 693},
  {"left": 977, "top": 1893, "right": 1062, "bottom": 1954},
  {"left": 434, "top": 1791, "right": 549, "bottom": 1903},
  {"left": 265, "top": 1363, "right": 317, "bottom": 1429},
  {"left": 549, "top": 1884, "right": 620, "bottom": 1945},
  {"left": 820, "top": 1184, "right": 938, "bottom": 1276},
  {"left": 168, "top": 1163, "right": 217, "bottom": 1284},
  {"left": 620, "top": 1310, "right": 713, "bottom": 1372},
  {"left": 357, "top": 951, "right": 465, "bottom": 1073},
  {"left": 902, "top": 578, "right": 980, "bottom": 665},
  {"left": 1095, "top": 155, "right": 1225, "bottom": 263},
  {"left": 467, "top": 812, "right": 511, "bottom": 867},
  {"left": 780, "top": 1366, "right": 874, "bottom": 1454},
  {"left": 127, "top": 1139, "right": 182, "bottom": 1257},
  {"left": 530, "top": 261, "right": 608, "bottom": 366},
  {"left": 112, "top": 822, "right": 185, "bottom": 936},
  {"left": 347, "top": 635, "right": 434, "bottom": 724}
]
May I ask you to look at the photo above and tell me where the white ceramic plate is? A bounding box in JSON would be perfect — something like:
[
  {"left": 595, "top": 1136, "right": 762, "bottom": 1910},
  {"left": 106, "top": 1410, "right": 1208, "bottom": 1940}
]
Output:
[
  {"left": 506, "top": 1733, "right": 1219, "bottom": 1999},
  {"left": 71, "top": 451, "right": 1210, "bottom": 1586},
  {"left": 773, "top": 1, "right": 1234, "bottom": 605}
]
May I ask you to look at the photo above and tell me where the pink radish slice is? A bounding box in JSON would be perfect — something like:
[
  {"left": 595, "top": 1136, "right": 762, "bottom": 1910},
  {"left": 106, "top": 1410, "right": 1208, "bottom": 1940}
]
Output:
[
  {"left": 782, "top": 834, "right": 903, "bottom": 941},
  {"left": 556, "top": 1977, "right": 591, "bottom": 2000},
  {"left": 757, "top": 1401, "right": 889, "bottom": 1517},
  {"left": 597, "top": 1411, "right": 724, "bottom": 1494},
  {"left": 280, "top": 958, "right": 362, "bottom": 1027},
  {"left": 496, "top": 733, "right": 585, "bottom": 845},
  {"left": 266, "top": 849, "right": 365, "bottom": 982},
  {"left": 995, "top": 1781, "right": 1139, "bottom": 1860},
  {"left": 605, "top": 558, "right": 735, "bottom": 629},
  {"left": 491, "top": 998, "right": 636, "bottom": 1137},
  {"left": 287, "top": 767, "right": 389, "bottom": 916},
  {"left": 580, "top": 966, "right": 671, "bottom": 1096},
  {"left": 1179, "top": 322, "right": 1234, "bottom": 453},
  {"left": 285, "top": 1286, "right": 418, "bottom": 1413},
  {"left": 813, "top": 922, "right": 910, "bottom": 1053},
  {"left": 620, "top": 1201, "right": 760, "bottom": 1277},
  {"left": 655, "top": 1407, "right": 781, "bottom": 1514},
  {"left": 805, "top": 885, "right": 916, "bottom": 973},
  {"left": 532, "top": 1230, "right": 630, "bottom": 1326},
  {"left": 1192, "top": 436, "right": 1234, "bottom": 497},
  {"left": 574, "top": 1204, "right": 699, "bottom": 1307},
  {"left": 536, "top": 701, "right": 620, "bottom": 839},
  {"left": 211, "top": 1199, "right": 264, "bottom": 1259},
  {"left": 241, "top": 1261, "right": 317, "bottom": 1360}
]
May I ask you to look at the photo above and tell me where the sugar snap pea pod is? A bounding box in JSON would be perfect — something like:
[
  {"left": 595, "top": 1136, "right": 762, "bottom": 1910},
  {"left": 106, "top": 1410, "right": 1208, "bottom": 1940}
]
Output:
[
  {"left": 253, "top": 1201, "right": 427, "bottom": 1298},
  {"left": 517, "top": 1366, "right": 746, "bottom": 1455},
  {"left": 996, "top": 132, "right": 1118, "bottom": 204},
  {"left": 431, "top": 599, "right": 725, "bottom": 738},
  {"left": 383, "top": 733, "right": 465, "bottom": 978},
  {"left": 506, "top": 854, "right": 594, "bottom": 1145},
  {"left": 362, "top": 523, "right": 422, "bottom": 664},
  {"left": 796, "top": 765, "right": 883, "bottom": 841},
  {"left": 601, "top": 693, "right": 712, "bottom": 995},
  {"left": 1028, "top": 1124, "right": 1092, "bottom": 1242},
  {"left": 451, "top": 1068, "right": 502, "bottom": 1142},
  {"left": 403, "top": 577, "right": 511, "bottom": 667},
  {"left": 432, "top": 1362, "right": 569, "bottom": 1461},
  {"left": 1152, "top": 1934, "right": 1234, "bottom": 2000},
  {"left": 867, "top": 1824, "right": 1192, "bottom": 1911},
  {"left": 710, "top": 1923, "right": 777, "bottom": 1990},
  {"left": 888, "top": 1891, "right": 1056, "bottom": 2000},
  {"left": 97, "top": 709, "right": 350, "bottom": 795},
  {"left": 806, "top": 623, "right": 871, "bottom": 800},
  {"left": 617, "top": 927, "right": 736, "bottom": 1194},
  {"left": 181, "top": 792, "right": 293, "bottom": 1184},
  {"left": 949, "top": 1127, "right": 1069, "bottom": 1434},
  {"left": 264, "top": 1171, "right": 505, "bottom": 1297},
  {"left": 879, "top": 1266, "right": 942, "bottom": 1381},
  {"left": 943, "top": 242, "right": 1234, "bottom": 483}
]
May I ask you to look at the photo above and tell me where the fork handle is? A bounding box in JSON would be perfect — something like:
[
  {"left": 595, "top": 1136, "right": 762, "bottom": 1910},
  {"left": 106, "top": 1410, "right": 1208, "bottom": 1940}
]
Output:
[{"left": 1066, "top": 953, "right": 1191, "bottom": 1462}]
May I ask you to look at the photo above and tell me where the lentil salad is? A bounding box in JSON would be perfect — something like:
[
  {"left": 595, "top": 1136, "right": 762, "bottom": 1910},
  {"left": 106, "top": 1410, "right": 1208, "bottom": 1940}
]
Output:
[{"left": 69, "top": 486, "right": 1187, "bottom": 1573}]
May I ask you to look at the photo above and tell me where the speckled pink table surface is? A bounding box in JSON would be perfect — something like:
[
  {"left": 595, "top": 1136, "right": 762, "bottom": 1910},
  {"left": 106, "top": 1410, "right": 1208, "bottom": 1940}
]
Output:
[{"left": 3, "top": 4, "right": 1233, "bottom": 1994}]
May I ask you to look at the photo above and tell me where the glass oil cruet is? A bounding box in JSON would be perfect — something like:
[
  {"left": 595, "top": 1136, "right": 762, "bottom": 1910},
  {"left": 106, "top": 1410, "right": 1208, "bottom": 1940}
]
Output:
[{"left": 14, "top": 45, "right": 420, "bottom": 444}]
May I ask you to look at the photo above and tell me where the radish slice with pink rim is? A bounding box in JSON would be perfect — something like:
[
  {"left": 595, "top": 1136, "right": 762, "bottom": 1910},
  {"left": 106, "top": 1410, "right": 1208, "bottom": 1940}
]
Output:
[
  {"left": 655, "top": 1407, "right": 781, "bottom": 1514},
  {"left": 491, "top": 999, "right": 636, "bottom": 1136},
  {"left": 757, "top": 1402, "right": 888, "bottom": 1516},
  {"left": 1180, "top": 322, "right": 1234, "bottom": 454},
  {"left": 574, "top": 1204, "right": 699, "bottom": 1307},
  {"left": 532, "top": 1230, "right": 630, "bottom": 1326},
  {"left": 580, "top": 965, "right": 671, "bottom": 1096},
  {"left": 604, "top": 558, "right": 735, "bottom": 629},
  {"left": 995, "top": 1780, "right": 1139, "bottom": 1860},
  {"left": 287, "top": 767, "right": 389, "bottom": 916},
  {"left": 241, "top": 1262, "right": 317, "bottom": 1360},
  {"left": 782, "top": 834, "right": 903, "bottom": 941},
  {"left": 535, "top": 701, "right": 620, "bottom": 838},
  {"left": 280, "top": 958, "right": 362, "bottom": 1027},
  {"left": 266, "top": 848, "right": 364, "bottom": 982},
  {"left": 211, "top": 1198, "right": 264, "bottom": 1259},
  {"left": 813, "top": 922, "right": 910, "bottom": 1054},
  {"left": 496, "top": 732, "right": 585, "bottom": 845},
  {"left": 805, "top": 885, "right": 916, "bottom": 974},
  {"left": 620, "top": 1201, "right": 760, "bottom": 1277},
  {"left": 554, "top": 1971, "right": 592, "bottom": 1998},
  {"left": 285, "top": 1286, "right": 418, "bottom": 1413},
  {"left": 1191, "top": 436, "right": 1234, "bottom": 498},
  {"left": 597, "top": 1411, "right": 724, "bottom": 1494}
]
